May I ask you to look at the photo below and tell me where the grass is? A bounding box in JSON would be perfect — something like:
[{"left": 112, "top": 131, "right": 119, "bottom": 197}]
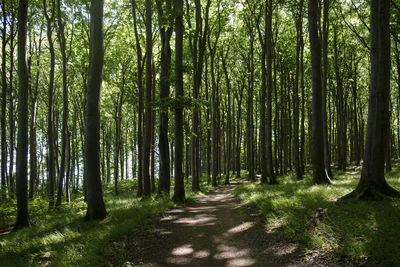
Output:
[
  {"left": 233, "top": 166, "right": 400, "bottom": 266},
  {"left": 0, "top": 176, "right": 213, "bottom": 266}
]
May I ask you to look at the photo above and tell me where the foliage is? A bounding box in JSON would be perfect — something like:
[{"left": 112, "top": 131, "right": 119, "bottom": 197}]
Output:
[{"left": 0, "top": 177, "right": 214, "bottom": 266}]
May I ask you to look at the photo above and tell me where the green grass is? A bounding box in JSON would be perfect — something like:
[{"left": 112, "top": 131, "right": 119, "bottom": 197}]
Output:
[
  {"left": 234, "top": 166, "right": 400, "bottom": 266},
  {"left": 0, "top": 176, "right": 213, "bottom": 266}
]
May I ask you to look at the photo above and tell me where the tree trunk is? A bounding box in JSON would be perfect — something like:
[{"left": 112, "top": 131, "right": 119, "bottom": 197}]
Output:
[
  {"left": 15, "top": 0, "right": 30, "bottom": 229},
  {"left": 293, "top": 0, "right": 304, "bottom": 180},
  {"left": 142, "top": 0, "right": 153, "bottom": 198},
  {"left": 156, "top": 0, "right": 172, "bottom": 195},
  {"left": 132, "top": 0, "right": 144, "bottom": 197},
  {"left": 342, "top": 0, "right": 399, "bottom": 200},
  {"left": 44, "top": 0, "right": 56, "bottom": 208},
  {"left": 308, "top": 0, "right": 331, "bottom": 184},
  {"left": 84, "top": 0, "right": 107, "bottom": 221},
  {"left": 322, "top": 0, "right": 333, "bottom": 178},
  {"left": 173, "top": 0, "right": 185, "bottom": 202},
  {"left": 1, "top": 0, "right": 7, "bottom": 190},
  {"left": 56, "top": 0, "right": 69, "bottom": 206}
]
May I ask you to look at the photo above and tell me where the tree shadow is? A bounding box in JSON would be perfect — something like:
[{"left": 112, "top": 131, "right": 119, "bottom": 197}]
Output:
[{"left": 109, "top": 183, "right": 303, "bottom": 266}]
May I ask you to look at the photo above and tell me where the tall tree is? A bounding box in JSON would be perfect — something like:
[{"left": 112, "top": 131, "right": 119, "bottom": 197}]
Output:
[
  {"left": 292, "top": 0, "right": 304, "bottom": 180},
  {"left": 7, "top": 2, "right": 16, "bottom": 193},
  {"left": 84, "top": 0, "right": 107, "bottom": 221},
  {"left": 43, "top": 0, "right": 56, "bottom": 208},
  {"left": 321, "top": 0, "right": 333, "bottom": 177},
  {"left": 187, "top": 0, "right": 211, "bottom": 192},
  {"left": 308, "top": 0, "right": 331, "bottom": 184},
  {"left": 343, "top": 0, "right": 400, "bottom": 200},
  {"left": 265, "top": 0, "right": 276, "bottom": 184},
  {"left": 132, "top": 0, "right": 144, "bottom": 197},
  {"left": 55, "top": 0, "right": 69, "bottom": 206},
  {"left": 15, "top": 0, "right": 29, "bottom": 229},
  {"left": 173, "top": 0, "right": 185, "bottom": 202},
  {"left": 156, "top": 0, "right": 172, "bottom": 195},
  {"left": 1, "top": 0, "right": 8, "bottom": 190},
  {"left": 142, "top": 0, "right": 152, "bottom": 198}
]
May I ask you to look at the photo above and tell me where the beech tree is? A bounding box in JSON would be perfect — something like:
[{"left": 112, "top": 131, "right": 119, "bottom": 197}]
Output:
[
  {"left": 173, "top": 0, "right": 185, "bottom": 202},
  {"left": 15, "top": 0, "right": 29, "bottom": 229},
  {"left": 84, "top": 0, "right": 107, "bottom": 221},
  {"left": 308, "top": 0, "right": 331, "bottom": 184},
  {"left": 343, "top": 0, "right": 400, "bottom": 200}
]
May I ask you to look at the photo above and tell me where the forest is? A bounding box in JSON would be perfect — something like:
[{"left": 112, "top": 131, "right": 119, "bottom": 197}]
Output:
[{"left": 1, "top": 0, "right": 400, "bottom": 266}]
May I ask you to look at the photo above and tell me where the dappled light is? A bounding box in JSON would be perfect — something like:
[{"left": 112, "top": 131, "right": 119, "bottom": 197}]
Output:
[
  {"left": 112, "top": 183, "right": 302, "bottom": 266},
  {"left": 234, "top": 169, "right": 400, "bottom": 265}
]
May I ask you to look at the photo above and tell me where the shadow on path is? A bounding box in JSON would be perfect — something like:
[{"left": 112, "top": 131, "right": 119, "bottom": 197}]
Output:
[{"left": 108, "top": 183, "right": 302, "bottom": 267}]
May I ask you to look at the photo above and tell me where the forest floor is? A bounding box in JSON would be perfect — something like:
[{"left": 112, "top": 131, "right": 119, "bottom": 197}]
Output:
[{"left": 107, "top": 183, "right": 308, "bottom": 267}]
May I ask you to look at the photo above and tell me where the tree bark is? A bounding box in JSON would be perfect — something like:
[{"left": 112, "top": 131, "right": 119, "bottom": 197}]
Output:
[
  {"left": 342, "top": 0, "right": 399, "bottom": 200},
  {"left": 173, "top": 0, "right": 185, "bottom": 202},
  {"left": 15, "top": 0, "right": 30, "bottom": 229},
  {"left": 156, "top": 0, "right": 172, "bottom": 195},
  {"left": 142, "top": 0, "right": 153, "bottom": 198},
  {"left": 308, "top": 0, "right": 331, "bottom": 184},
  {"left": 84, "top": 0, "right": 107, "bottom": 220},
  {"left": 56, "top": 0, "right": 69, "bottom": 206},
  {"left": 132, "top": 0, "right": 144, "bottom": 197},
  {"left": 43, "top": 0, "right": 56, "bottom": 208}
]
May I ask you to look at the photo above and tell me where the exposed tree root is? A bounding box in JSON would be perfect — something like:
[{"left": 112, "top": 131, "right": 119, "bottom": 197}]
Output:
[{"left": 340, "top": 182, "right": 400, "bottom": 201}]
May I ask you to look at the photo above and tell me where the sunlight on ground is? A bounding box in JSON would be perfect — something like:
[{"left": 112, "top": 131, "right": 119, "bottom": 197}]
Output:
[{"left": 226, "top": 222, "right": 254, "bottom": 234}]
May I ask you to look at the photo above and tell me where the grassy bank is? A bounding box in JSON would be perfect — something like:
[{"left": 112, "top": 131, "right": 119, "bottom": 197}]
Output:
[
  {"left": 0, "top": 178, "right": 212, "bottom": 266},
  {"left": 234, "top": 167, "right": 400, "bottom": 266}
]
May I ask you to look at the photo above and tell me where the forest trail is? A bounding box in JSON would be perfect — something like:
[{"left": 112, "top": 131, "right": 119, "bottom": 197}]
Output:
[{"left": 108, "top": 183, "right": 303, "bottom": 267}]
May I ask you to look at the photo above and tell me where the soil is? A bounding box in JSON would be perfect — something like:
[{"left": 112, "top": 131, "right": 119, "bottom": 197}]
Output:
[{"left": 107, "top": 183, "right": 308, "bottom": 267}]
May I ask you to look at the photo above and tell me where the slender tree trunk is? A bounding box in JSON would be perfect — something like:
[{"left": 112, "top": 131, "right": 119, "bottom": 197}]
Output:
[
  {"left": 156, "top": 0, "right": 172, "bottom": 195},
  {"left": 44, "top": 0, "right": 56, "bottom": 208},
  {"left": 222, "top": 53, "right": 231, "bottom": 184},
  {"left": 173, "top": 0, "right": 185, "bottom": 202},
  {"left": 322, "top": 0, "right": 333, "bottom": 178},
  {"left": 56, "top": 0, "right": 69, "bottom": 206},
  {"left": 8, "top": 7, "right": 16, "bottom": 193},
  {"left": 1, "top": 0, "right": 8, "bottom": 190},
  {"left": 29, "top": 30, "right": 42, "bottom": 199},
  {"left": 142, "top": 0, "right": 153, "bottom": 198},
  {"left": 293, "top": 0, "right": 304, "bottom": 180},
  {"left": 266, "top": 0, "right": 276, "bottom": 184},
  {"left": 15, "top": 0, "right": 30, "bottom": 229},
  {"left": 132, "top": 0, "right": 144, "bottom": 197}
]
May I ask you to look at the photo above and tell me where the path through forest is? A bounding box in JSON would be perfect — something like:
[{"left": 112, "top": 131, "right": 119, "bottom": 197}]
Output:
[{"left": 108, "top": 183, "right": 304, "bottom": 266}]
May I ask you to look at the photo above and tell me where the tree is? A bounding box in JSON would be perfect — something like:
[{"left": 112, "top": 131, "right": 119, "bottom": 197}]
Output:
[
  {"left": 84, "top": 0, "right": 107, "bottom": 221},
  {"left": 55, "top": 0, "right": 70, "bottom": 206},
  {"left": 308, "top": 0, "right": 331, "bottom": 184},
  {"left": 43, "top": 0, "right": 56, "bottom": 208},
  {"left": 156, "top": 0, "right": 172, "bottom": 195},
  {"left": 142, "top": 0, "right": 152, "bottom": 198},
  {"left": 132, "top": 0, "right": 144, "bottom": 198},
  {"left": 1, "top": 0, "right": 8, "bottom": 191},
  {"left": 173, "top": 0, "right": 185, "bottom": 203},
  {"left": 15, "top": 0, "right": 29, "bottom": 229},
  {"left": 342, "top": 0, "right": 400, "bottom": 200}
]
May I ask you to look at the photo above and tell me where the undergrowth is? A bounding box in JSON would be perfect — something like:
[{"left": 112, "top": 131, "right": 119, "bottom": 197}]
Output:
[
  {"left": 0, "top": 176, "right": 212, "bottom": 266},
  {"left": 234, "top": 166, "right": 400, "bottom": 266}
]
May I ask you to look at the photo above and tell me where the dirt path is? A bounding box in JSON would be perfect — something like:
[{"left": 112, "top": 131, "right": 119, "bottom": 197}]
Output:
[{"left": 108, "top": 183, "right": 303, "bottom": 267}]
